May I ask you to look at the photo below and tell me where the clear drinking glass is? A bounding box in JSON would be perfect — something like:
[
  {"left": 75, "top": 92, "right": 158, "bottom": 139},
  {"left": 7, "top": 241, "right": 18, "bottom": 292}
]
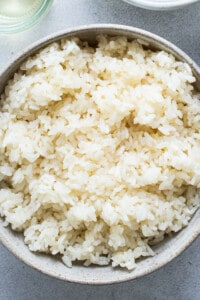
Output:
[{"left": 0, "top": 0, "right": 54, "bottom": 33}]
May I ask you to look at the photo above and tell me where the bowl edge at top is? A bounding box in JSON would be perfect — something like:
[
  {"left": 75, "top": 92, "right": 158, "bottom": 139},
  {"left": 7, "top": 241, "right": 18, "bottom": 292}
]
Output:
[{"left": 122, "top": 0, "right": 200, "bottom": 10}]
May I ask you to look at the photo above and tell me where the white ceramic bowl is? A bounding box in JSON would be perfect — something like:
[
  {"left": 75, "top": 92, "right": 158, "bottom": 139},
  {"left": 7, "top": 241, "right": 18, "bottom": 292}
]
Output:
[
  {"left": 0, "top": 24, "right": 199, "bottom": 285},
  {"left": 123, "top": 0, "right": 200, "bottom": 10}
]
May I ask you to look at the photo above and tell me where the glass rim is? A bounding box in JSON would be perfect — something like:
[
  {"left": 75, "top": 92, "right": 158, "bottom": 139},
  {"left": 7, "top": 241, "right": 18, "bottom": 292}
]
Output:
[{"left": 0, "top": 0, "right": 54, "bottom": 34}]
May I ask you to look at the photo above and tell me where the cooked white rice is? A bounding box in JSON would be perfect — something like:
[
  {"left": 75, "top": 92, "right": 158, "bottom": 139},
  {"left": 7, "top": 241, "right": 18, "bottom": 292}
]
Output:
[{"left": 0, "top": 36, "right": 199, "bottom": 270}]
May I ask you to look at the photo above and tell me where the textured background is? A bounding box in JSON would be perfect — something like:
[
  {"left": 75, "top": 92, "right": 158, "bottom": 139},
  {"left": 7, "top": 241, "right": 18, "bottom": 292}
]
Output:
[{"left": 0, "top": 1, "right": 200, "bottom": 299}]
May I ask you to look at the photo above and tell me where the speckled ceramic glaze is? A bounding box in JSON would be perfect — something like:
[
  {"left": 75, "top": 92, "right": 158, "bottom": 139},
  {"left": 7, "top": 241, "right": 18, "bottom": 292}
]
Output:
[{"left": 0, "top": 24, "right": 199, "bottom": 285}]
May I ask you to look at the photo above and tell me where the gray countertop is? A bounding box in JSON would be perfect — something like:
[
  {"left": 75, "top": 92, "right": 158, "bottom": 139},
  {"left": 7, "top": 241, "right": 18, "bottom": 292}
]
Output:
[{"left": 0, "top": 1, "right": 200, "bottom": 299}]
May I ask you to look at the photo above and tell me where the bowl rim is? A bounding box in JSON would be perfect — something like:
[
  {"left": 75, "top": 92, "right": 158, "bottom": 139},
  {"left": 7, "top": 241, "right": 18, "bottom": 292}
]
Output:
[
  {"left": 0, "top": 24, "right": 200, "bottom": 285},
  {"left": 1, "top": 24, "right": 200, "bottom": 83},
  {"left": 123, "top": 0, "right": 200, "bottom": 10}
]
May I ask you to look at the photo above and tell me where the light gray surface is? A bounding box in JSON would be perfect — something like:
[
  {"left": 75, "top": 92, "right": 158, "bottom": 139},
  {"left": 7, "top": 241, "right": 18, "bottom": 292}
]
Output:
[{"left": 0, "top": 0, "right": 199, "bottom": 298}]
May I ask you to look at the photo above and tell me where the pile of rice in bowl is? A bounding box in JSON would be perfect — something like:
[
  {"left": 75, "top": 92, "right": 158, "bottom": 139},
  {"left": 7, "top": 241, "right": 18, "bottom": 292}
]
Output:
[{"left": 0, "top": 36, "right": 199, "bottom": 270}]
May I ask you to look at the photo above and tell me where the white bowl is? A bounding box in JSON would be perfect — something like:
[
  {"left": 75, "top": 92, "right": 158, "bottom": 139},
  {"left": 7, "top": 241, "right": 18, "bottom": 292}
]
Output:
[
  {"left": 0, "top": 24, "right": 200, "bottom": 284},
  {"left": 123, "top": 0, "right": 200, "bottom": 10}
]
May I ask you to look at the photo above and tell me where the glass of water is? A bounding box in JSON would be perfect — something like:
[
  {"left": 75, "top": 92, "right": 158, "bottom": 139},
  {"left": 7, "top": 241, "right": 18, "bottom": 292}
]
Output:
[{"left": 0, "top": 0, "right": 54, "bottom": 33}]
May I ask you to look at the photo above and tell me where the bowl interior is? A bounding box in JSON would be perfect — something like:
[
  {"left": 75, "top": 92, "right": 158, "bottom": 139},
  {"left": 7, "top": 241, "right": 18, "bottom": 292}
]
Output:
[{"left": 0, "top": 25, "right": 200, "bottom": 284}]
